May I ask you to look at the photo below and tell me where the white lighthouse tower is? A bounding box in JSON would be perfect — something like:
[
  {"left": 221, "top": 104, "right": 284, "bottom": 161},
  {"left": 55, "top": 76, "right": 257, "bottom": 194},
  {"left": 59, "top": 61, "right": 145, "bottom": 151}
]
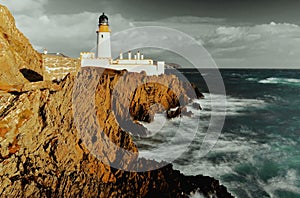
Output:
[
  {"left": 96, "top": 13, "right": 111, "bottom": 59},
  {"left": 80, "top": 13, "right": 165, "bottom": 75}
]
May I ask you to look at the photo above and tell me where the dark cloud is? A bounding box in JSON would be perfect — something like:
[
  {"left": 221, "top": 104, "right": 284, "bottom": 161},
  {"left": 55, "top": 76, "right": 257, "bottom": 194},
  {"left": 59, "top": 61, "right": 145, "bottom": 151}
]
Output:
[
  {"left": 2, "top": 0, "right": 300, "bottom": 68},
  {"left": 45, "top": 0, "right": 300, "bottom": 24}
]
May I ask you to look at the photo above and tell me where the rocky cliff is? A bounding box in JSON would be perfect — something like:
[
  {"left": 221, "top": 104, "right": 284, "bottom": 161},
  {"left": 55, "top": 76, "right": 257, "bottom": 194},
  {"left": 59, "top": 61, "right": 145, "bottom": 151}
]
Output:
[
  {"left": 0, "top": 4, "right": 233, "bottom": 198},
  {"left": 0, "top": 68, "right": 232, "bottom": 197},
  {"left": 0, "top": 5, "right": 43, "bottom": 85}
]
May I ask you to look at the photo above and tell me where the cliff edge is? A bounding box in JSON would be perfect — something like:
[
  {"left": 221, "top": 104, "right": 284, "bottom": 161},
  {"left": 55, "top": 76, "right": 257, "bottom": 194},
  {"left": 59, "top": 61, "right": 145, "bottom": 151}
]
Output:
[{"left": 0, "top": 68, "right": 233, "bottom": 197}]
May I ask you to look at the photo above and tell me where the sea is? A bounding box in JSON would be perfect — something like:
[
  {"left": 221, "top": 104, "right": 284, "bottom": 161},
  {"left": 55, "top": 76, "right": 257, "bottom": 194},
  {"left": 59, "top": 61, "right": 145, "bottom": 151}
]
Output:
[{"left": 136, "top": 69, "right": 300, "bottom": 198}]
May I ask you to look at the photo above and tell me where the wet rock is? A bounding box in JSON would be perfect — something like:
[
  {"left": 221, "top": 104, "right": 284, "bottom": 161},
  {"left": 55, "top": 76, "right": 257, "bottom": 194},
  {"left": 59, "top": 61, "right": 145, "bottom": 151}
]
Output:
[
  {"left": 166, "top": 107, "right": 181, "bottom": 118},
  {"left": 191, "top": 83, "right": 205, "bottom": 99},
  {"left": 181, "top": 107, "right": 193, "bottom": 117},
  {"left": 192, "top": 102, "right": 202, "bottom": 110}
]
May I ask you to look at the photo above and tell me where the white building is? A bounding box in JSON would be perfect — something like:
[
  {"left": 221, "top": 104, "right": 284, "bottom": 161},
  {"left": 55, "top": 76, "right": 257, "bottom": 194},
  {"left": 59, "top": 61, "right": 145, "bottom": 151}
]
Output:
[{"left": 80, "top": 13, "right": 165, "bottom": 76}]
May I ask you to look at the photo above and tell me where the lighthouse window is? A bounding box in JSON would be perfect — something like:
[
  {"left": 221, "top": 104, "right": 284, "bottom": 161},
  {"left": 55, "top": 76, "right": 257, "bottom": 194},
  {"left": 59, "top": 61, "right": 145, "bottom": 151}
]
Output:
[{"left": 101, "top": 34, "right": 103, "bottom": 38}]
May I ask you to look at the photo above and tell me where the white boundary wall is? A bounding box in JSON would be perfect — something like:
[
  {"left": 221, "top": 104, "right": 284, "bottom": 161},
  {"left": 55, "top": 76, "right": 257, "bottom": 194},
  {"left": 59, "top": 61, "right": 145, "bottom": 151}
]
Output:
[{"left": 80, "top": 53, "right": 164, "bottom": 76}]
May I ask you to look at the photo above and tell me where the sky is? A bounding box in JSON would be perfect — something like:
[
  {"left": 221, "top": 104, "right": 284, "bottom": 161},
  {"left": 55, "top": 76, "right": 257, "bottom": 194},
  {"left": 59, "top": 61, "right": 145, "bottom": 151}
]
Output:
[{"left": 1, "top": 0, "right": 300, "bottom": 68}]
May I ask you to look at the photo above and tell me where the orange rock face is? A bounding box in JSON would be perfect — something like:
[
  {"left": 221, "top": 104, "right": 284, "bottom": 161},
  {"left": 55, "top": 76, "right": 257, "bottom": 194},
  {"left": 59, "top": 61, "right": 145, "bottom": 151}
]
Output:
[
  {"left": 0, "top": 5, "right": 43, "bottom": 85},
  {"left": 0, "top": 68, "right": 232, "bottom": 197}
]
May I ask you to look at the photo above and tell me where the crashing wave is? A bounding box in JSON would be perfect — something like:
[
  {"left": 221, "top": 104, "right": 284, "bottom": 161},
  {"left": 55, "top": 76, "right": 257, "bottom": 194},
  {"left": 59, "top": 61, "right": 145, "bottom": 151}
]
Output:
[{"left": 258, "top": 77, "right": 300, "bottom": 85}]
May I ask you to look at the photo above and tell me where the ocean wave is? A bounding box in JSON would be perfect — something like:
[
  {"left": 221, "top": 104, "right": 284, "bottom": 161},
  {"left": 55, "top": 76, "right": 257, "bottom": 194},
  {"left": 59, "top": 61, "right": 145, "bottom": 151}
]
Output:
[
  {"left": 246, "top": 77, "right": 259, "bottom": 82},
  {"left": 138, "top": 94, "right": 266, "bottom": 161},
  {"left": 138, "top": 109, "right": 200, "bottom": 162},
  {"left": 174, "top": 128, "right": 300, "bottom": 198},
  {"left": 173, "top": 130, "right": 299, "bottom": 198},
  {"left": 258, "top": 77, "right": 300, "bottom": 85},
  {"left": 137, "top": 92, "right": 300, "bottom": 198},
  {"left": 173, "top": 134, "right": 267, "bottom": 177},
  {"left": 197, "top": 93, "right": 266, "bottom": 116},
  {"left": 259, "top": 169, "right": 300, "bottom": 198}
]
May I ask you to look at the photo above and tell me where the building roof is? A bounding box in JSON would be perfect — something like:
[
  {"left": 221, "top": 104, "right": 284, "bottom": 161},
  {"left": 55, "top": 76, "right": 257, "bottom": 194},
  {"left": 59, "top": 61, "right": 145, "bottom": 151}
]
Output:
[{"left": 43, "top": 52, "right": 69, "bottom": 58}]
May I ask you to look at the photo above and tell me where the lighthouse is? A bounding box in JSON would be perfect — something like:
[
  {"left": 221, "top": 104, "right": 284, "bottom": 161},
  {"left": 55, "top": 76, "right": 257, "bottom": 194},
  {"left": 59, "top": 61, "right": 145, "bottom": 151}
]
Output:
[
  {"left": 96, "top": 13, "right": 111, "bottom": 59},
  {"left": 80, "top": 13, "right": 165, "bottom": 76}
]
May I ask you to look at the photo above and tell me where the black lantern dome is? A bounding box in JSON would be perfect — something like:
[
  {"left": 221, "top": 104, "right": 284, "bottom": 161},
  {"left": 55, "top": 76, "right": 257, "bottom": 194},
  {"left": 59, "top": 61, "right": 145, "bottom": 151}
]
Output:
[{"left": 99, "top": 13, "right": 109, "bottom": 26}]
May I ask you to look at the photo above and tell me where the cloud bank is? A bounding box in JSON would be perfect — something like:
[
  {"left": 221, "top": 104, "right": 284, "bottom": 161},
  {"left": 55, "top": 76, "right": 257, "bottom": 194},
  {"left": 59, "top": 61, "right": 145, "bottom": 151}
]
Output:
[
  {"left": 2, "top": 0, "right": 47, "bottom": 15},
  {"left": 1, "top": 0, "right": 133, "bottom": 57},
  {"left": 207, "top": 22, "right": 300, "bottom": 68},
  {"left": 136, "top": 18, "right": 300, "bottom": 68},
  {"left": 1, "top": 1, "right": 300, "bottom": 68}
]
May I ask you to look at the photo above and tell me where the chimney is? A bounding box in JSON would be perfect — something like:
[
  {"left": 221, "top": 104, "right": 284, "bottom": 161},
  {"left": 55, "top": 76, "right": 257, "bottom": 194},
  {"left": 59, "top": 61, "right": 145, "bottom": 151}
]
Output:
[
  {"left": 137, "top": 51, "right": 141, "bottom": 60},
  {"left": 128, "top": 51, "right": 132, "bottom": 60}
]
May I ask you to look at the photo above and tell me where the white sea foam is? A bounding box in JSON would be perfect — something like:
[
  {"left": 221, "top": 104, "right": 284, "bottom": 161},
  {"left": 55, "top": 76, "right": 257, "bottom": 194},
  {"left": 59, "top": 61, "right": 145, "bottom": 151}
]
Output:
[
  {"left": 197, "top": 93, "right": 265, "bottom": 116},
  {"left": 138, "top": 93, "right": 266, "bottom": 162},
  {"left": 258, "top": 77, "right": 300, "bottom": 85},
  {"left": 173, "top": 134, "right": 268, "bottom": 177},
  {"left": 139, "top": 113, "right": 199, "bottom": 162},
  {"left": 259, "top": 169, "right": 300, "bottom": 198},
  {"left": 142, "top": 113, "right": 167, "bottom": 137},
  {"left": 189, "top": 190, "right": 205, "bottom": 198},
  {"left": 175, "top": 129, "right": 300, "bottom": 198},
  {"left": 246, "top": 77, "right": 259, "bottom": 82}
]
